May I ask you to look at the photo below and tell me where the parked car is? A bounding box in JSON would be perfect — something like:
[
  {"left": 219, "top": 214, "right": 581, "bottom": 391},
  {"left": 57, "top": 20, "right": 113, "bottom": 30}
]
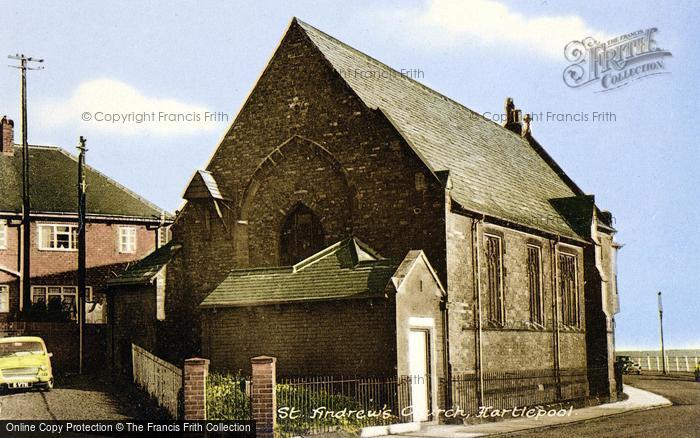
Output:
[
  {"left": 0, "top": 336, "right": 54, "bottom": 392},
  {"left": 616, "top": 355, "right": 642, "bottom": 375}
]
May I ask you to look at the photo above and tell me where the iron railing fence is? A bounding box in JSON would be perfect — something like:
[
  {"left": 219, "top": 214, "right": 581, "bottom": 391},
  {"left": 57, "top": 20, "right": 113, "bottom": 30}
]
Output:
[
  {"left": 444, "top": 368, "right": 589, "bottom": 415},
  {"left": 276, "top": 375, "right": 412, "bottom": 436}
]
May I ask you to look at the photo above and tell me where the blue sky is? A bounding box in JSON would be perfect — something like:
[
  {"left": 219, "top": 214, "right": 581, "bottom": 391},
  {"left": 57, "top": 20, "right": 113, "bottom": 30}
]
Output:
[{"left": 1, "top": 1, "right": 697, "bottom": 349}]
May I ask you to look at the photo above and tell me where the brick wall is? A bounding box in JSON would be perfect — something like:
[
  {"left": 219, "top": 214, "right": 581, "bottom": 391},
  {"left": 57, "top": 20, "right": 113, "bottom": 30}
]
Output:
[
  {"left": 0, "top": 219, "right": 158, "bottom": 321},
  {"left": 201, "top": 299, "right": 397, "bottom": 377},
  {"left": 110, "top": 284, "right": 158, "bottom": 375},
  {"left": 0, "top": 321, "right": 109, "bottom": 373},
  {"left": 183, "top": 358, "right": 209, "bottom": 420}
]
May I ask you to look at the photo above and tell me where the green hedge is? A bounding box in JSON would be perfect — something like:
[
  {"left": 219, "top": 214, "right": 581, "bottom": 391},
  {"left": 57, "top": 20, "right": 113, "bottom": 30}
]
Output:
[{"left": 206, "top": 373, "right": 250, "bottom": 420}]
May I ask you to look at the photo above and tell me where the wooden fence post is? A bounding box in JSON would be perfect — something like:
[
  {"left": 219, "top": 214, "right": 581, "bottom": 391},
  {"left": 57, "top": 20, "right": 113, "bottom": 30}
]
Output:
[
  {"left": 184, "top": 357, "right": 209, "bottom": 420},
  {"left": 251, "top": 356, "right": 276, "bottom": 437}
]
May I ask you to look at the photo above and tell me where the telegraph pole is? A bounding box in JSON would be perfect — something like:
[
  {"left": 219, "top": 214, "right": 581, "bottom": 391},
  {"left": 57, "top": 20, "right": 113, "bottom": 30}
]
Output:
[
  {"left": 8, "top": 54, "right": 43, "bottom": 311},
  {"left": 658, "top": 291, "right": 666, "bottom": 375},
  {"left": 77, "top": 136, "right": 87, "bottom": 375}
]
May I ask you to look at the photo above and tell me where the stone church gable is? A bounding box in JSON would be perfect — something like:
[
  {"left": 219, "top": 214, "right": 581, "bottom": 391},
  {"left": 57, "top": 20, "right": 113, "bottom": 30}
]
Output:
[{"left": 240, "top": 135, "right": 357, "bottom": 266}]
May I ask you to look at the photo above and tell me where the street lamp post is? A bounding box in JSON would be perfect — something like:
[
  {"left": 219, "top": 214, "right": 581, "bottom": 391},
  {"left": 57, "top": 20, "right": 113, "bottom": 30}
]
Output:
[{"left": 658, "top": 291, "right": 666, "bottom": 375}]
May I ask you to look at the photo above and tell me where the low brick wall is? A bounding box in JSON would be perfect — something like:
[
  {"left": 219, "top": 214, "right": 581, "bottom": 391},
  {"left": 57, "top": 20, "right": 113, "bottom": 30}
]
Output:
[{"left": 0, "top": 321, "right": 109, "bottom": 374}]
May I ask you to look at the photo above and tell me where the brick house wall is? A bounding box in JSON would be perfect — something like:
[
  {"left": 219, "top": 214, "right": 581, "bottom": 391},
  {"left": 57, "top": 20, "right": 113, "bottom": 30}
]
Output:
[
  {"left": 0, "top": 218, "right": 158, "bottom": 322},
  {"left": 0, "top": 219, "right": 20, "bottom": 321},
  {"left": 201, "top": 299, "right": 397, "bottom": 377}
]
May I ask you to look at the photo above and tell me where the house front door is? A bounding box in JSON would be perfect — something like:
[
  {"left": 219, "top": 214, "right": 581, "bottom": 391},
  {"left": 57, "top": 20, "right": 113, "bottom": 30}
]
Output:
[{"left": 408, "top": 329, "right": 431, "bottom": 422}]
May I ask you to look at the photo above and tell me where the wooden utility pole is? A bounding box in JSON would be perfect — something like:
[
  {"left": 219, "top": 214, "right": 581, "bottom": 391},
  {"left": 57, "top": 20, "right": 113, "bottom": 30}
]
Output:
[
  {"left": 8, "top": 54, "right": 43, "bottom": 311},
  {"left": 658, "top": 291, "right": 666, "bottom": 375},
  {"left": 77, "top": 136, "right": 87, "bottom": 375}
]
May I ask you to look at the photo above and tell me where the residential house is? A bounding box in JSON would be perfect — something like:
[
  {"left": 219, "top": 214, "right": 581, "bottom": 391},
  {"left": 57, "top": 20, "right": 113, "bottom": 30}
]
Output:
[{"left": 0, "top": 115, "right": 171, "bottom": 368}]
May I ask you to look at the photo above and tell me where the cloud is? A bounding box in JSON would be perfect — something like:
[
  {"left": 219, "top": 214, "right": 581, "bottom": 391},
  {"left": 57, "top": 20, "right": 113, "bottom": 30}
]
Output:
[
  {"left": 377, "top": 0, "right": 611, "bottom": 60},
  {"left": 39, "top": 78, "right": 225, "bottom": 136}
]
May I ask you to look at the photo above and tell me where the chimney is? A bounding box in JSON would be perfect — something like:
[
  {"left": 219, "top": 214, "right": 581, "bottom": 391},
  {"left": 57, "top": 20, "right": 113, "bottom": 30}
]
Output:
[
  {"left": 1, "top": 116, "right": 14, "bottom": 155},
  {"left": 521, "top": 113, "right": 532, "bottom": 138},
  {"left": 503, "top": 97, "right": 522, "bottom": 134}
]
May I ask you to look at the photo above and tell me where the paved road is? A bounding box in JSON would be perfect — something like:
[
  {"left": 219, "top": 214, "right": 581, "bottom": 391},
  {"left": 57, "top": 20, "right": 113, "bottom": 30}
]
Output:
[
  {"left": 0, "top": 374, "right": 157, "bottom": 420},
  {"left": 509, "top": 373, "right": 699, "bottom": 438}
]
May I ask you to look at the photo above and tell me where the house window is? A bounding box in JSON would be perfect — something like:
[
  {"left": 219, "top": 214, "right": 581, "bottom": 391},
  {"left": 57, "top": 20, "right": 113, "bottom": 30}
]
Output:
[
  {"left": 559, "top": 253, "right": 580, "bottom": 327},
  {"left": 38, "top": 224, "right": 78, "bottom": 251},
  {"left": 119, "top": 227, "right": 137, "bottom": 253},
  {"left": 485, "top": 234, "right": 505, "bottom": 325},
  {"left": 527, "top": 245, "right": 544, "bottom": 326},
  {"left": 0, "top": 220, "right": 7, "bottom": 249},
  {"left": 31, "top": 286, "right": 93, "bottom": 320},
  {"left": 0, "top": 286, "right": 9, "bottom": 313},
  {"left": 280, "top": 203, "right": 325, "bottom": 265}
]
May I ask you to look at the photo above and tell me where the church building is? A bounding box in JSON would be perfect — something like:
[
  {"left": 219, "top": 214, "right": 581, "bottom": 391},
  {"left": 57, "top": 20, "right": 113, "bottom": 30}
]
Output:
[{"left": 116, "top": 18, "right": 621, "bottom": 413}]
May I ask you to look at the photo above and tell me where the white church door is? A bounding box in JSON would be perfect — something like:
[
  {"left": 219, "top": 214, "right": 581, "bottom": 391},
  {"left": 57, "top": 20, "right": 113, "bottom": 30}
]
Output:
[{"left": 408, "top": 329, "right": 431, "bottom": 422}]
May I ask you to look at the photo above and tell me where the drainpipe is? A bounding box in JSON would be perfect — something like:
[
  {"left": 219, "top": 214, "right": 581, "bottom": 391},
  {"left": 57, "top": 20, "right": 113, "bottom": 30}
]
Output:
[
  {"left": 441, "top": 298, "right": 450, "bottom": 409},
  {"left": 472, "top": 216, "right": 485, "bottom": 407},
  {"left": 550, "top": 239, "right": 562, "bottom": 399}
]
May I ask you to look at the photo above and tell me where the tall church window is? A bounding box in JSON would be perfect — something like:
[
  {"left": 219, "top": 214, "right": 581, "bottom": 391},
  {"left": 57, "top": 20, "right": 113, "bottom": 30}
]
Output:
[
  {"left": 485, "top": 234, "right": 505, "bottom": 325},
  {"left": 559, "top": 253, "right": 580, "bottom": 327},
  {"left": 527, "top": 245, "right": 544, "bottom": 326},
  {"left": 280, "top": 204, "right": 325, "bottom": 265}
]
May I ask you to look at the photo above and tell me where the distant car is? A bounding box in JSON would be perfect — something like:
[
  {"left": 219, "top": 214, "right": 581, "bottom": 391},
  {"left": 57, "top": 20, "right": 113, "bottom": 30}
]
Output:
[
  {"left": 616, "top": 355, "right": 642, "bottom": 375},
  {"left": 0, "top": 336, "right": 54, "bottom": 392}
]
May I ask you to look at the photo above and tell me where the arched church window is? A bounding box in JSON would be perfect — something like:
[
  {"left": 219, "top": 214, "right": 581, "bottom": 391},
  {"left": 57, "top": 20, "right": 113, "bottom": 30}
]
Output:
[{"left": 280, "top": 203, "right": 325, "bottom": 265}]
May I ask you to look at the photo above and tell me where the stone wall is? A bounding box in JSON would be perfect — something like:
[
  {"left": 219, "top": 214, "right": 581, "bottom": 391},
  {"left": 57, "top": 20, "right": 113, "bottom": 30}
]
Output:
[
  {"left": 446, "top": 210, "right": 588, "bottom": 374},
  {"left": 167, "top": 20, "right": 446, "bottom": 360}
]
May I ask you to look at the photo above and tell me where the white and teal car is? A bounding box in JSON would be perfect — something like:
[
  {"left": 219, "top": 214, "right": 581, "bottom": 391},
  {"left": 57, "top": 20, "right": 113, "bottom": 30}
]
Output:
[{"left": 0, "top": 336, "right": 54, "bottom": 392}]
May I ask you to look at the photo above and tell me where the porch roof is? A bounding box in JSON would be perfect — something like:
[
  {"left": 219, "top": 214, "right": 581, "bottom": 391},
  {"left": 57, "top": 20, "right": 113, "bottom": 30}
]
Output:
[
  {"left": 107, "top": 242, "right": 181, "bottom": 287},
  {"left": 200, "top": 237, "right": 397, "bottom": 308}
]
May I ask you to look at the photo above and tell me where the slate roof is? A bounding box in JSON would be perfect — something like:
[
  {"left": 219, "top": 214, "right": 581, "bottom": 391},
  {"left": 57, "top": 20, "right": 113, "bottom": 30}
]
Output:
[
  {"left": 295, "top": 19, "right": 585, "bottom": 240},
  {"left": 0, "top": 145, "right": 166, "bottom": 219},
  {"left": 107, "top": 242, "right": 181, "bottom": 287},
  {"left": 200, "top": 237, "right": 397, "bottom": 308},
  {"left": 183, "top": 170, "right": 225, "bottom": 200}
]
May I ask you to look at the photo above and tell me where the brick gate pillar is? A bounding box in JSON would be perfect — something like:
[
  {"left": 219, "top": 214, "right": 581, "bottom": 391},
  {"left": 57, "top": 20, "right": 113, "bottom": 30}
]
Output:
[
  {"left": 183, "top": 357, "right": 210, "bottom": 420},
  {"left": 251, "top": 356, "right": 276, "bottom": 437}
]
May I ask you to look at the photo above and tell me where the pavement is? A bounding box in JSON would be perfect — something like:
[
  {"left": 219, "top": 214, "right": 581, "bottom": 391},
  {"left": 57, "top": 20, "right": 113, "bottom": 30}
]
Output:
[{"left": 371, "top": 384, "right": 672, "bottom": 437}]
